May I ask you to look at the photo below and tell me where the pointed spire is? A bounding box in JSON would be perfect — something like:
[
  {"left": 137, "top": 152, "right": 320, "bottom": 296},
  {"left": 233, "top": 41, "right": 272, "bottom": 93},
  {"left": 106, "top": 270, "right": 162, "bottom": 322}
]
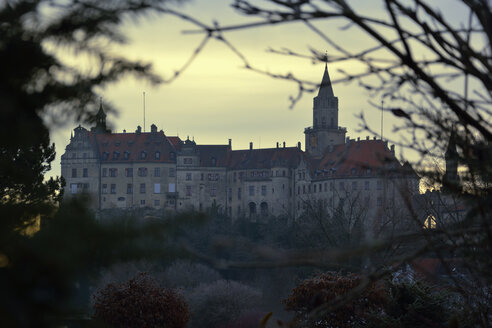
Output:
[
  {"left": 96, "top": 97, "right": 106, "bottom": 119},
  {"left": 318, "top": 54, "right": 334, "bottom": 97}
]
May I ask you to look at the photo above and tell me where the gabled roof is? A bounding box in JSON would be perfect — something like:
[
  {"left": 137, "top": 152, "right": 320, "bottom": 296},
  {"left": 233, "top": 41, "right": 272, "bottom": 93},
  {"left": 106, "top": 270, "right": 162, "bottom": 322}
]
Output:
[
  {"left": 95, "top": 131, "right": 178, "bottom": 163},
  {"left": 310, "top": 139, "right": 406, "bottom": 179},
  {"left": 228, "top": 147, "right": 303, "bottom": 170}
]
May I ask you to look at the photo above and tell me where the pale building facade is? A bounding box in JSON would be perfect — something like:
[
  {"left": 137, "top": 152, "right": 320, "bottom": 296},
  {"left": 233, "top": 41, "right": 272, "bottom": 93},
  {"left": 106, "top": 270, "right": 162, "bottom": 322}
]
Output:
[{"left": 61, "top": 64, "right": 420, "bottom": 225}]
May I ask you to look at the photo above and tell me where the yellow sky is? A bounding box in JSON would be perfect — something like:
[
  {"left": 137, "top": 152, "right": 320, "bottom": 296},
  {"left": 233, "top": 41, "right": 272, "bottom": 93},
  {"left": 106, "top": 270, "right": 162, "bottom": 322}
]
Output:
[{"left": 47, "top": 0, "right": 470, "bottom": 179}]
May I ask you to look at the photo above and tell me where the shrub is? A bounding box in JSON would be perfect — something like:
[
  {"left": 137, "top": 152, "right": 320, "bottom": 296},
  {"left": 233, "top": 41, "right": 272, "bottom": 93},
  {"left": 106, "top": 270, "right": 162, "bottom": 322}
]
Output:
[
  {"left": 187, "top": 280, "right": 262, "bottom": 328},
  {"left": 92, "top": 273, "right": 189, "bottom": 328},
  {"left": 283, "top": 272, "right": 387, "bottom": 328}
]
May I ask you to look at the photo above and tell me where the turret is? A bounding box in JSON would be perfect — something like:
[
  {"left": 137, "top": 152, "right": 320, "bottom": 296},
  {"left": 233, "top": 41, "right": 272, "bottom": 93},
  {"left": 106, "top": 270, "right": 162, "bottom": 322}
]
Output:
[
  {"left": 91, "top": 99, "right": 111, "bottom": 133},
  {"left": 304, "top": 61, "right": 346, "bottom": 157}
]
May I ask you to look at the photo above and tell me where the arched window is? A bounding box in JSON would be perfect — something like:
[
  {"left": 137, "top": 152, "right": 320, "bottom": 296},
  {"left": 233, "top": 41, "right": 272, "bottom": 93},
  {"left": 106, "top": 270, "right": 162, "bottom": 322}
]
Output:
[
  {"left": 260, "top": 202, "right": 268, "bottom": 217},
  {"left": 248, "top": 202, "right": 256, "bottom": 217}
]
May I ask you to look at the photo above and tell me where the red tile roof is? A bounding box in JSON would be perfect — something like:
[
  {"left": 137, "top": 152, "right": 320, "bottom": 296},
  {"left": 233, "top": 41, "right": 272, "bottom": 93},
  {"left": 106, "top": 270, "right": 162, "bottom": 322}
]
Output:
[
  {"left": 310, "top": 139, "right": 408, "bottom": 179},
  {"left": 94, "top": 131, "right": 178, "bottom": 163}
]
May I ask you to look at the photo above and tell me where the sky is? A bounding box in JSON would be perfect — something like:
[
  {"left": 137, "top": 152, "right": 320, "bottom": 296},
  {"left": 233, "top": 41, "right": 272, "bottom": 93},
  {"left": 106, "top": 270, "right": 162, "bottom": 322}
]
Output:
[{"left": 47, "top": 0, "right": 471, "bottom": 179}]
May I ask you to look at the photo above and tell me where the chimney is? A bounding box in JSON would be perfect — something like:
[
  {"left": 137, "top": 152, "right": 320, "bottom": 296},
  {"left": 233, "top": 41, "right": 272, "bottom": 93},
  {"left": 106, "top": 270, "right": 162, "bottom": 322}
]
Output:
[
  {"left": 150, "top": 124, "right": 157, "bottom": 133},
  {"left": 366, "top": 136, "right": 369, "bottom": 140},
  {"left": 123, "top": 129, "right": 126, "bottom": 133},
  {"left": 228, "top": 138, "right": 232, "bottom": 148},
  {"left": 250, "top": 142, "right": 253, "bottom": 150},
  {"left": 373, "top": 136, "right": 376, "bottom": 140},
  {"left": 297, "top": 141, "right": 301, "bottom": 149},
  {"left": 346, "top": 137, "right": 350, "bottom": 144},
  {"left": 357, "top": 137, "right": 360, "bottom": 142},
  {"left": 136, "top": 126, "right": 142, "bottom": 134},
  {"left": 276, "top": 142, "right": 279, "bottom": 149},
  {"left": 283, "top": 141, "right": 286, "bottom": 148}
]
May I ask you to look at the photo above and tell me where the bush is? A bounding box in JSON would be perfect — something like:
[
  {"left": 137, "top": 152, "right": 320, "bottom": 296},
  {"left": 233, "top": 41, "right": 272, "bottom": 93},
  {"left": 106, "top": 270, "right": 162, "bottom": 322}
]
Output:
[
  {"left": 92, "top": 273, "right": 189, "bottom": 328},
  {"left": 283, "top": 272, "right": 387, "bottom": 328},
  {"left": 187, "top": 280, "right": 262, "bottom": 328}
]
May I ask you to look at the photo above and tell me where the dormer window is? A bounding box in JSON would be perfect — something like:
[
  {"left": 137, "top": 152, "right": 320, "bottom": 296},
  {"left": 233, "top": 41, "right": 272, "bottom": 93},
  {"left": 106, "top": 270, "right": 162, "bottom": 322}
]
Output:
[
  {"left": 211, "top": 157, "right": 217, "bottom": 166},
  {"left": 102, "top": 152, "right": 109, "bottom": 160},
  {"left": 169, "top": 152, "right": 176, "bottom": 160},
  {"left": 115, "top": 141, "right": 120, "bottom": 146},
  {"left": 140, "top": 151, "right": 147, "bottom": 159},
  {"left": 113, "top": 152, "right": 120, "bottom": 160},
  {"left": 123, "top": 151, "right": 130, "bottom": 160},
  {"left": 351, "top": 168, "right": 357, "bottom": 175},
  {"left": 366, "top": 168, "right": 372, "bottom": 175},
  {"left": 155, "top": 151, "right": 161, "bottom": 160}
]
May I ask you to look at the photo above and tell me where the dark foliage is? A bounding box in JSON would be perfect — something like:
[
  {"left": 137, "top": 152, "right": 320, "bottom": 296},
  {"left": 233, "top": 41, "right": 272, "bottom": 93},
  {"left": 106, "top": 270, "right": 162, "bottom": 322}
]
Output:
[{"left": 93, "top": 273, "right": 190, "bottom": 328}]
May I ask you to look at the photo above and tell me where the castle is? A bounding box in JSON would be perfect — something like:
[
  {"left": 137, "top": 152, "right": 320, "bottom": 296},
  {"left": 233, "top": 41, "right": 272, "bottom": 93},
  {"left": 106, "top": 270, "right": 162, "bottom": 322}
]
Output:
[{"left": 61, "top": 64, "right": 420, "bottom": 225}]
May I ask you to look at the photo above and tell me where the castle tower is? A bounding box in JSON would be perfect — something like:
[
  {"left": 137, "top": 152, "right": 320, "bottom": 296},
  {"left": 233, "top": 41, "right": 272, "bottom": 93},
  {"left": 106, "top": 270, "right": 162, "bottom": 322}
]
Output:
[
  {"left": 91, "top": 99, "right": 110, "bottom": 133},
  {"left": 442, "top": 129, "right": 460, "bottom": 193},
  {"left": 304, "top": 63, "right": 346, "bottom": 157}
]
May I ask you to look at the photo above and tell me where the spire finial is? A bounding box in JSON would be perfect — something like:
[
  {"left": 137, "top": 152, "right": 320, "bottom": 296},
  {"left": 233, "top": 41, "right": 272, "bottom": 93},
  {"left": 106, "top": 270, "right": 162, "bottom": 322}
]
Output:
[{"left": 325, "top": 50, "right": 328, "bottom": 67}]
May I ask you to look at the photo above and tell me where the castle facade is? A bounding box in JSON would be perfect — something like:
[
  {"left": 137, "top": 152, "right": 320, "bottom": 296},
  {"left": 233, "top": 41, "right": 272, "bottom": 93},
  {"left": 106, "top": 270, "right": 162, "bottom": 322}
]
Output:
[{"left": 61, "top": 65, "right": 420, "bottom": 226}]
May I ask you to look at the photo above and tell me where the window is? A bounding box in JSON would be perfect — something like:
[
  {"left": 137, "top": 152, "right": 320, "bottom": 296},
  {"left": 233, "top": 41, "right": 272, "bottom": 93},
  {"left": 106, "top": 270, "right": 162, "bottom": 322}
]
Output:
[
  {"left": 140, "top": 199, "right": 146, "bottom": 205},
  {"left": 276, "top": 170, "right": 279, "bottom": 177},
  {"left": 186, "top": 173, "right": 192, "bottom": 181},
  {"left": 71, "top": 183, "right": 78, "bottom": 194},
  {"left": 377, "top": 180, "right": 382, "bottom": 190},
  {"left": 352, "top": 181, "right": 357, "bottom": 190},
  {"left": 261, "top": 185, "right": 267, "bottom": 196},
  {"left": 109, "top": 168, "right": 117, "bottom": 177},
  {"left": 154, "top": 183, "right": 161, "bottom": 194},
  {"left": 249, "top": 186, "right": 255, "bottom": 196},
  {"left": 140, "top": 183, "right": 146, "bottom": 194},
  {"left": 210, "top": 185, "right": 217, "bottom": 197},
  {"left": 324, "top": 183, "right": 327, "bottom": 192},
  {"left": 365, "top": 181, "right": 370, "bottom": 190},
  {"left": 339, "top": 181, "right": 345, "bottom": 190},
  {"left": 169, "top": 168, "right": 175, "bottom": 177},
  {"left": 298, "top": 186, "right": 300, "bottom": 195},
  {"left": 71, "top": 168, "right": 77, "bottom": 178},
  {"left": 377, "top": 197, "right": 382, "bottom": 207},
  {"left": 127, "top": 184, "right": 133, "bottom": 194},
  {"left": 186, "top": 185, "right": 192, "bottom": 196},
  {"left": 303, "top": 185, "right": 306, "bottom": 194},
  {"left": 83, "top": 183, "right": 89, "bottom": 191},
  {"left": 110, "top": 184, "right": 116, "bottom": 194},
  {"left": 123, "top": 151, "right": 130, "bottom": 160},
  {"left": 367, "top": 168, "right": 372, "bottom": 175},
  {"left": 83, "top": 153, "right": 87, "bottom": 159},
  {"left": 113, "top": 152, "right": 119, "bottom": 160},
  {"left": 154, "top": 167, "right": 160, "bottom": 177},
  {"left": 140, "top": 151, "right": 147, "bottom": 159},
  {"left": 238, "top": 188, "right": 242, "bottom": 200},
  {"left": 154, "top": 199, "right": 160, "bottom": 206},
  {"left": 208, "top": 173, "right": 219, "bottom": 181},
  {"left": 330, "top": 182, "right": 334, "bottom": 191},
  {"left": 233, "top": 172, "right": 236, "bottom": 182},
  {"left": 283, "top": 170, "right": 286, "bottom": 177},
  {"left": 71, "top": 153, "right": 76, "bottom": 159},
  {"left": 102, "top": 152, "right": 108, "bottom": 160},
  {"left": 102, "top": 184, "right": 107, "bottom": 194},
  {"left": 184, "top": 157, "right": 192, "bottom": 164},
  {"left": 138, "top": 167, "right": 148, "bottom": 177},
  {"left": 314, "top": 184, "right": 317, "bottom": 193},
  {"left": 155, "top": 151, "right": 161, "bottom": 160},
  {"left": 211, "top": 157, "right": 217, "bottom": 166},
  {"left": 83, "top": 168, "right": 88, "bottom": 177},
  {"left": 201, "top": 173, "right": 204, "bottom": 181},
  {"left": 168, "top": 183, "right": 176, "bottom": 193},
  {"left": 126, "top": 168, "right": 133, "bottom": 177},
  {"left": 351, "top": 168, "right": 357, "bottom": 175},
  {"left": 102, "top": 168, "right": 107, "bottom": 177},
  {"left": 169, "top": 152, "right": 176, "bottom": 160}
]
